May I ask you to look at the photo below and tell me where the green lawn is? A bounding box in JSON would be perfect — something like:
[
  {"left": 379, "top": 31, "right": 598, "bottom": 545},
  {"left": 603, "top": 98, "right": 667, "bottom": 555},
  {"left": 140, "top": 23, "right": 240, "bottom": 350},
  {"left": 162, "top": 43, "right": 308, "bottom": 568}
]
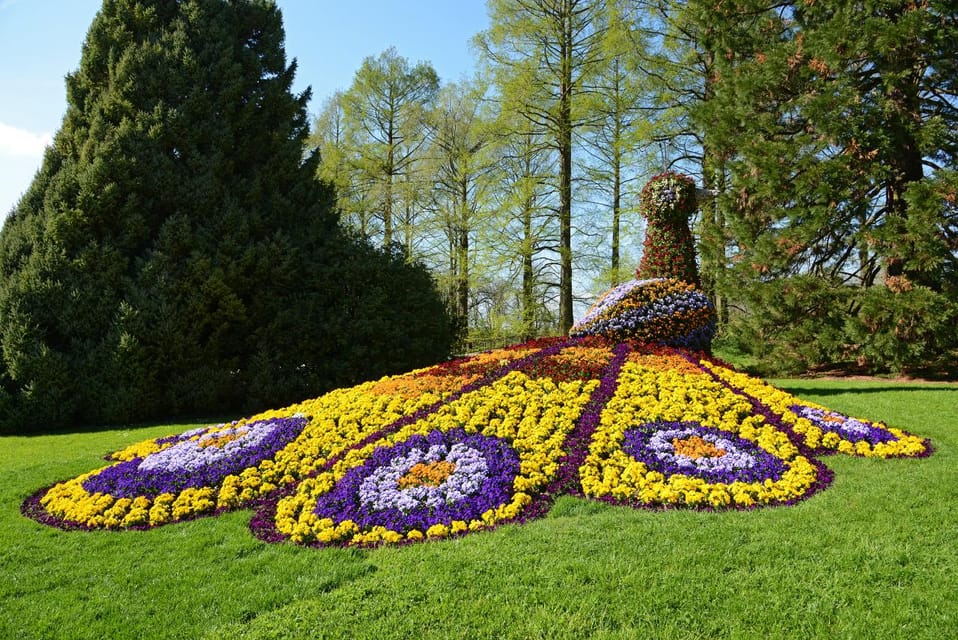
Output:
[{"left": 2, "top": 380, "right": 956, "bottom": 639}]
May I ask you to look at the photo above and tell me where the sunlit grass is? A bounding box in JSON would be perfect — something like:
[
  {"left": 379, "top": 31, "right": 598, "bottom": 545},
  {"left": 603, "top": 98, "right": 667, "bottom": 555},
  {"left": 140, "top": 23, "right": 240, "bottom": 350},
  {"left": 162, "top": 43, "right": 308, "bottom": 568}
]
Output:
[{"left": 1, "top": 380, "right": 955, "bottom": 639}]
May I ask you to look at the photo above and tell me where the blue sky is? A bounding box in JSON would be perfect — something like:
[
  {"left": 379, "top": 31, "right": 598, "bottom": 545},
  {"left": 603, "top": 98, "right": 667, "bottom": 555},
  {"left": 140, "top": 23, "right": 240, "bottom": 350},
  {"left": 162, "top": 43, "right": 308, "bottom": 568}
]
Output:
[{"left": 0, "top": 0, "right": 489, "bottom": 216}]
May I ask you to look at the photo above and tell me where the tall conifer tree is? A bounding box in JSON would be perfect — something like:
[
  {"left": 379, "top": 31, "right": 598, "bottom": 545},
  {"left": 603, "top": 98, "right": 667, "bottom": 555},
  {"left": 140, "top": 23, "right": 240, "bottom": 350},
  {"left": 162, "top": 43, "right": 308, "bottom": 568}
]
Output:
[
  {"left": 693, "top": 0, "right": 958, "bottom": 372},
  {"left": 0, "top": 0, "right": 453, "bottom": 431}
]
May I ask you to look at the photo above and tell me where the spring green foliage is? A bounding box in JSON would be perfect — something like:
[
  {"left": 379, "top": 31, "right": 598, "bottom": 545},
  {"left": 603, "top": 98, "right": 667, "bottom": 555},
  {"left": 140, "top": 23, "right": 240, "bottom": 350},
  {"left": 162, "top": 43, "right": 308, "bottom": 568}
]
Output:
[
  {"left": 313, "top": 4, "right": 660, "bottom": 344},
  {"left": 311, "top": 47, "right": 442, "bottom": 253},
  {"left": 2, "top": 381, "right": 956, "bottom": 638},
  {"left": 310, "top": 3, "right": 958, "bottom": 372},
  {"left": 476, "top": 0, "right": 607, "bottom": 335},
  {"left": 578, "top": 0, "right": 653, "bottom": 288},
  {"left": 0, "top": 0, "right": 454, "bottom": 433},
  {"left": 420, "top": 80, "right": 498, "bottom": 334}
]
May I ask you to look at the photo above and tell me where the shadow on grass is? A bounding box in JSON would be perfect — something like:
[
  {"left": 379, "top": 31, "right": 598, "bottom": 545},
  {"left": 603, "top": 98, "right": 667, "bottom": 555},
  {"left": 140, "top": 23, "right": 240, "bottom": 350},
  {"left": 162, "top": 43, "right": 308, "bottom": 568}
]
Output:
[
  {"left": 4, "top": 413, "right": 242, "bottom": 438},
  {"left": 777, "top": 384, "right": 958, "bottom": 397}
]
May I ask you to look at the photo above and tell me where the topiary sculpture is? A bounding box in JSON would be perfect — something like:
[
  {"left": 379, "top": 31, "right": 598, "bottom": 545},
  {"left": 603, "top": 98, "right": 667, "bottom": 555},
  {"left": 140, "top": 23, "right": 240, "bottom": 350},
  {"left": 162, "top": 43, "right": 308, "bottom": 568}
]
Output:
[{"left": 636, "top": 171, "right": 701, "bottom": 286}]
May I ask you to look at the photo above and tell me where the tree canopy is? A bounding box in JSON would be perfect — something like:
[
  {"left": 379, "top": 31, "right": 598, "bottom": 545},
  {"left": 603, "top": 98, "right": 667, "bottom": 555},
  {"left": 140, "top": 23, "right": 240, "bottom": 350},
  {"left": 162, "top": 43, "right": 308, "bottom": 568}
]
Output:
[{"left": 311, "top": 1, "right": 956, "bottom": 374}]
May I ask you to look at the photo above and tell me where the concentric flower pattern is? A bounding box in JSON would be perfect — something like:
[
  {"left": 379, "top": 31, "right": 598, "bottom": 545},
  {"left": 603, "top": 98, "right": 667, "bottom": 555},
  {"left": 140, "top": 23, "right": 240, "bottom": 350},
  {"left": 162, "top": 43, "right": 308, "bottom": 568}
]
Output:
[
  {"left": 25, "top": 335, "right": 931, "bottom": 544},
  {"left": 33, "top": 416, "right": 308, "bottom": 529},
  {"left": 266, "top": 369, "right": 598, "bottom": 546},
  {"left": 622, "top": 421, "right": 788, "bottom": 485},
  {"left": 84, "top": 417, "right": 307, "bottom": 498},
  {"left": 312, "top": 429, "right": 520, "bottom": 536},
  {"left": 697, "top": 359, "right": 931, "bottom": 458},
  {"left": 577, "top": 353, "right": 825, "bottom": 509}
]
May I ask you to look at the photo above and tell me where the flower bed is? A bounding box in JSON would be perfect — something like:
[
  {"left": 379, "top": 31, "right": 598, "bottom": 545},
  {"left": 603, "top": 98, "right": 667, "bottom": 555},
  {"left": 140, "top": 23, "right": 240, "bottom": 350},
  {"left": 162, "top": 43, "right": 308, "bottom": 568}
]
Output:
[
  {"left": 698, "top": 359, "right": 930, "bottom": 458},
  {"left": 37, "top": 416, "right": 309, "bottom": 529},
  {"left": 579, "top": 354, "right": 821, "bottom": 509},
  {"left": 25, "top": 336, "right": 931, "bottom": 545},
  {"left": 270, "top": 370, "right": 597, "bottom": 545}
]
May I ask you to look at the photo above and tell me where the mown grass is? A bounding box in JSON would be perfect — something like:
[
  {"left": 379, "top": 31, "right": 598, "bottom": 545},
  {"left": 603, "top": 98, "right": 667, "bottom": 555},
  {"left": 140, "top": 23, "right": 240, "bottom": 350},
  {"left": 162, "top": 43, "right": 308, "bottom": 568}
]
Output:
[{"left": 1, "top": 380, "right": 956, "bottom": 639}]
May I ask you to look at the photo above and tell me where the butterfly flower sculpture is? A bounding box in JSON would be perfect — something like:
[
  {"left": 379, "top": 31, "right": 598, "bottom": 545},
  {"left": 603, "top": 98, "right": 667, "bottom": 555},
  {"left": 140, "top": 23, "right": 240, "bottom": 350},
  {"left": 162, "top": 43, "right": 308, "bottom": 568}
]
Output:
[{"left": 23, "top": 277, "right": 932, "bottom": 547}]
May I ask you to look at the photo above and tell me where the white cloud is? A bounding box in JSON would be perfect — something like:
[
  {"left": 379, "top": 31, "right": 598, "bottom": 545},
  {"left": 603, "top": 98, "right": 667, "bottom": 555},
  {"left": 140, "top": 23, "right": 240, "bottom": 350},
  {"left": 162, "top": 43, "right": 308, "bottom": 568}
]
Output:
[{"left": 0, "top": 121, "right": 53, "bottom": 158}]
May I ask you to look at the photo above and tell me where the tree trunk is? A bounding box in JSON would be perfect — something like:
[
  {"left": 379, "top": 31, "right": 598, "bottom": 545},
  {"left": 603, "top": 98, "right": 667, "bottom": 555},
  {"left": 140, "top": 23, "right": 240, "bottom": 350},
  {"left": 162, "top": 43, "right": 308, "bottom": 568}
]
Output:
[
  {"left": 522, "top": 196, "right": 536, "bottom": 341},
  {"left": 384, "top": 124, "right": 394, "bottom": 247},
  {"left": 458, "top": 177, "right": 470, "bottom": 326},
  {"left": 881, "top": 33, "right": 925, "bottom": 286},
  {"left": 612, "top": 144, "right": 621, "bottom": 286},
  {"left": 558, "top": 0, "right": 574, "bottom": 335}
]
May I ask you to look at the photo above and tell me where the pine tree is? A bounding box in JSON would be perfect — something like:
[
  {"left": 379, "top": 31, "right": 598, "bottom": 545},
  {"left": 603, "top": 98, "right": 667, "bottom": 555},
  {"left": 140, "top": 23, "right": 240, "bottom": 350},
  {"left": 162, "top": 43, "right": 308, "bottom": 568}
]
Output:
[{"left": 695, "top": 0, "right": 958, "bottom": 372}]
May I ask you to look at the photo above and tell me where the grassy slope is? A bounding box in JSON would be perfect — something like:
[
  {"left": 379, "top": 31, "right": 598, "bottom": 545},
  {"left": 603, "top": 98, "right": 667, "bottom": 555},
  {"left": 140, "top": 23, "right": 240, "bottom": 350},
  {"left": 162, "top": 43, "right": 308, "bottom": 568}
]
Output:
[{"left": 1, "top": 381, "right": 956, "bottom": 639}]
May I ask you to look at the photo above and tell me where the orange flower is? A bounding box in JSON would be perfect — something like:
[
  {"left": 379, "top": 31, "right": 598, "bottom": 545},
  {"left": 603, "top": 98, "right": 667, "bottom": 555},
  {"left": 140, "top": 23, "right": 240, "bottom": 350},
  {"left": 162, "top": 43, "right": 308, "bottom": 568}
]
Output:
[
  {"left": 671, "top": 435, "right": 727, "bottom": 459},
  {"left": 397, "top": 461, "right": 458, "bottom": 489}
]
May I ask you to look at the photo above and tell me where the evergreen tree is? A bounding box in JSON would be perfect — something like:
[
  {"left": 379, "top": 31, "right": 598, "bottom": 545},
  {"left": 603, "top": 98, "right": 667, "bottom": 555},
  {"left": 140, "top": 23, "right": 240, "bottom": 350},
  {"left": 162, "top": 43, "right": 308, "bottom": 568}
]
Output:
[
  {"left": 0, "top": 0, "right": 454, "bottom": 432},
  {"left": 695, "top": 1, "right": 958, "bottom": 373}
]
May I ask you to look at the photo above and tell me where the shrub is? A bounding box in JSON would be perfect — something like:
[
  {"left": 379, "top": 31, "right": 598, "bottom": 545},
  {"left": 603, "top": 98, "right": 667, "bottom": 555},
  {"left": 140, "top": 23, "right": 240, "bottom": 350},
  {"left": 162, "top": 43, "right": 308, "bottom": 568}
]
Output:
[
  {"left": 720, "top": 275, "right": 958, "bottom": 376},
  {"left": 846, "top": 283, "right": 958, "bottom": 374},
  {"left": 719, "top": 276, "right": 852, "bottom": 376}
]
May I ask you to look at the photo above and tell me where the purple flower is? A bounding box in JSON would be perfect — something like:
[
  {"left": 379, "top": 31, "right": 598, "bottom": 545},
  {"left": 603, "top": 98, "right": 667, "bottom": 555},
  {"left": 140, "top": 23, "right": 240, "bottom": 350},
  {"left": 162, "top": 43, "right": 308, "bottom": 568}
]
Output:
[
  {"left": 312, "top": 428, "right": 520, "bottom": 534},
  {"left": 622, "top": 421, "right": 788, "bottom": 484},
  {"left": 571, "top": 280, "right": 715, "bottom": 350},
  {"left": 153, "top": 426, "right": 213, "bottom": 447},
  {"left": 82, "top": 416, "right": 308, "bottom": 498},
  {"left": 574, "top": 279, "right": 661, "bottom": 329},
  {"left": 790, "top": 405, "right": 899, "bottom": 445}
]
